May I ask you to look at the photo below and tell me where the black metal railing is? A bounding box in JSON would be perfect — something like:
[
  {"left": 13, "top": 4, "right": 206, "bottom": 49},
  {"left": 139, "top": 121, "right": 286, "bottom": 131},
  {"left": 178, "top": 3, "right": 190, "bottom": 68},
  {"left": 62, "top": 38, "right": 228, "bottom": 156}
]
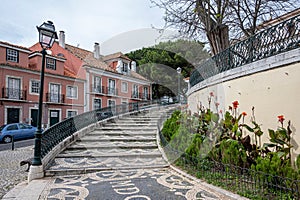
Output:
[
  {"left": 46, "top": 93, "right": 65, "bottom": 103},
  {"left": 1, "top": 87, "right": 27, "bottom": 100},
  {"left": 91, "top": 85, "right": 104, "bottom": 94},
  {"left": 91, "top": 85, "right": 118, "bottom": 96},
  {"left": 131, "top": 92, "right": 139, "bottom": 99},
  {"left": 190, "top": 13, "right": 300, "bottom": 87},
  {"left": 40, "top": 100, "right": 161, "bottom": 159},
  {"left": 157, "top": 120, "right": 300, "bottom": 200}
]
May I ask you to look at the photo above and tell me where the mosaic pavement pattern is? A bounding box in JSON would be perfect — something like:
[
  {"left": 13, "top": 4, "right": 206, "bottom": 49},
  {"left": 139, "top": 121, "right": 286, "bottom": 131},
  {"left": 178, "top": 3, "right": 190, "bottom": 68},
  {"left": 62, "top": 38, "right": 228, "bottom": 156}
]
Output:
[{"left": 40, "top": 168, "right": 234, "bottom": 200}]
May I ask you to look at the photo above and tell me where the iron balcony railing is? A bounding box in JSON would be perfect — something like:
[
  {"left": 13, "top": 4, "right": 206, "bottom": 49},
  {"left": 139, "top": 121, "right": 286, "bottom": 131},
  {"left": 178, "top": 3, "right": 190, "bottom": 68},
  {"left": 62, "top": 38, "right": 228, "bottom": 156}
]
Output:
[
  {"left": 46, "top": 93, "right": 65, "bottom": 103},
  {"left": 1, "top": 87, "right": 27, "bottom": 100},
  {"left": 91, "top": 85, "right": 118, "bottom": 96},
  {"left": 40, "top": 100, "right": 162, "bottom": 159},
  {"left": 190, "top": 13, "right": 300, "bottom": 87},
  {"left": 91, "top": 85, "right": 104, "bottom": 94}
]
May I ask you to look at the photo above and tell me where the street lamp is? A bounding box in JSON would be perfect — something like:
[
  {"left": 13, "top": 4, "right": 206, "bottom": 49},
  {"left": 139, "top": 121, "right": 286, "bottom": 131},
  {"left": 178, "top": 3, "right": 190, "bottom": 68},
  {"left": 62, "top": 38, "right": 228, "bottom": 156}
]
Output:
[
  {"left": 32, "top": 21, "right": 58, "bottom": 166},
  {"left": 176, "top": 67, "right": 182, "bottom": 103}
]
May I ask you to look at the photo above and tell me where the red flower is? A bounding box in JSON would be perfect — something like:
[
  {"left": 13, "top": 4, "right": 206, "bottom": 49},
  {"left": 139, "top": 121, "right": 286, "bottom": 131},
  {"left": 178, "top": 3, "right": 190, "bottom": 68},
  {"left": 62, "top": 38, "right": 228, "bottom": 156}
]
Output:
[
  {"left": 232, "top": 101, "right": 239, "bottom": 109},
  {"left": 278, "top": 115, "right": 285, "bottom": 123},
  {"left": 220, "top": 110, "right": 223, "bottom": 114},
  {"left": 229, "top": 106, "right": 233, "bottom": 111},
  {"left": 210, "top": 92, "right": 214, "bottom": 97},
  {"left": 215, "top": 102, "right": 220, "bottom": 107},
  {"left": 242, "top": 112, "right": 247, "bottom": 116}
]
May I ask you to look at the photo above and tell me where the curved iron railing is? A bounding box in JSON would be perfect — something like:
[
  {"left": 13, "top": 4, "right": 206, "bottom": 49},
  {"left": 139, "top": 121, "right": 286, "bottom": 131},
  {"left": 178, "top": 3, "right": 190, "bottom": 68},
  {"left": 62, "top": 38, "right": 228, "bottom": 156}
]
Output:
[
  {"left": 190, "top": 13, "right": 300, "bottom": 87},
  {"left": 157, "top": 115, "right": 300, "bottom": 200},
  {"left": 40, "top": 100, "right": 160, "bottom": 158}
]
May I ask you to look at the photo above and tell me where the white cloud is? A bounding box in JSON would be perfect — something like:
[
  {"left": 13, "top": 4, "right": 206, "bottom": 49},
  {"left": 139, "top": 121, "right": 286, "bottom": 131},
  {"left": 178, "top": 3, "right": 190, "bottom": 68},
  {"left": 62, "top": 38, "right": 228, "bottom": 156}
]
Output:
[{"left": 0, "top": 0, "right": 169, "bottom": 52}]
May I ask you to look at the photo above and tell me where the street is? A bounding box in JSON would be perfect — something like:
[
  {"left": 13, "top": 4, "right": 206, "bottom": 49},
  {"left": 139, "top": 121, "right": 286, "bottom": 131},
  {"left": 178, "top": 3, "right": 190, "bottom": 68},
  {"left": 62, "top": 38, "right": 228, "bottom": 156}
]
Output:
[{"left": 0, "top": 139, "right": 34, "bottom": 151}]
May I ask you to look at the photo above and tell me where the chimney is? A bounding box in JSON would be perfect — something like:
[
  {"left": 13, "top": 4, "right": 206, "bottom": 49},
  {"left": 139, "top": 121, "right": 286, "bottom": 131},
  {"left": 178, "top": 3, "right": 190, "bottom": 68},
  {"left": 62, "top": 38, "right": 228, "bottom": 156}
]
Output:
[
  {"left": 59, "top": 31, "right": 65, "bottom": 48},
  {"left": 94, "top": 42, "right": 100, "bottom": 59},
  {"left": 131, "top": 61, "right": 136, "bottom": 72}
]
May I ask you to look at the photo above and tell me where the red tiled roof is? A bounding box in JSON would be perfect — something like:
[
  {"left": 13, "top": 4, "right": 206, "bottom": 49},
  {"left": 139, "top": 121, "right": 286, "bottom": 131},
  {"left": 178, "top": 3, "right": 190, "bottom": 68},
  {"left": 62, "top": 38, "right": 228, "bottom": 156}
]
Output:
[
  {"left": 0, "top": 41, "right": 31, "bottom": 52},
  {"left": 102, "top": 52, "right": 132, "bottom": 61},
  {"left": 65, "top": 44, "right": 115, "bottom": 72}
]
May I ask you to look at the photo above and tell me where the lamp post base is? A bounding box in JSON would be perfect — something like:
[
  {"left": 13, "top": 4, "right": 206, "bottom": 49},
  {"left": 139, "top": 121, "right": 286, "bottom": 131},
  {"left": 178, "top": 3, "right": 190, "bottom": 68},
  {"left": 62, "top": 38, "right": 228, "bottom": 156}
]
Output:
[{"left": 28, "top": 165, "right": 44, "bottom": 182}]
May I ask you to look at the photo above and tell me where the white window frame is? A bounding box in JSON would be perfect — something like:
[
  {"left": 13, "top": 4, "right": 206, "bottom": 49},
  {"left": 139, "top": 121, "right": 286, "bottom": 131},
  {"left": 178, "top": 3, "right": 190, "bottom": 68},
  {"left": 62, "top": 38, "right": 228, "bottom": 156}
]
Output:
[
  {"left": 122, "top": 62, "right": 129, "bottom": 73},
  {"left": 46, "top": 57, "right": 56, "bottom": 70},
  {"left": 93, "top": 76, "right": 102, "bottom": 93},
  {"left": 49, "top": 82, "right": 61, "bottom": 103},
  {"left": 6, "top": 75, "right": 22, "bottom": 100},
  {"left": 93, "top": 98, "right": 102, "bottom": 110},
  {"left": 121, "top": 81, "right": 128, "bottom": 93},
  {"left": 66, "top": 85, "right": 78, "bottom": 99},
  {"left": 108, "top": 79, "right": 116, "bottom": 95},
  {"left": 66, "top": 109, "right": 78, "bottom": 118},
  {"left": 30, "top": 79, "right": 40, "bottom": 95},
  {"left": 6, "top": 48, "right": 19, "bottom": 62}
]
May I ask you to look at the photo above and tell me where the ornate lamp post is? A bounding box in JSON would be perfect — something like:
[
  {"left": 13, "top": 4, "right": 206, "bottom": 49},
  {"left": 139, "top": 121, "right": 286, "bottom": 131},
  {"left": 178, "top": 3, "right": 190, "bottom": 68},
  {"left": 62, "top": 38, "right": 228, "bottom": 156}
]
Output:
[
  {"left": 32, "top": 21, "right": 58, "bottom": 166},
  {"left": 176, "top": 67, "right": 182, "bottom": 103}
]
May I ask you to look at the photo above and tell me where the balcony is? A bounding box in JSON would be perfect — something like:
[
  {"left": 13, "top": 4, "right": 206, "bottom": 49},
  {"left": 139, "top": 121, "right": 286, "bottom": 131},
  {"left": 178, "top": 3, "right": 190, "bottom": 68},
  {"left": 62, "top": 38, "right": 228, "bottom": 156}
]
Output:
[
  {"left": 140, "top": 93, "right": 150, "bottom": 100},
  {"left": 106, "top": 87, "right": 118, "bottom": 96},
  {"left": 46, "top": 93, "right": 65, "bottom": 103},
  {"left": 1, "top": 88, "right": 27, "bottom": 100},
  {"left": 131, "top": 92, "right": 139, "bottom": 99},
  {"left": 91, "top": 85, "right": 118, "bottom": 96},
  {"left": 91, "top": 85, "right": 104, "bottom": 94}
]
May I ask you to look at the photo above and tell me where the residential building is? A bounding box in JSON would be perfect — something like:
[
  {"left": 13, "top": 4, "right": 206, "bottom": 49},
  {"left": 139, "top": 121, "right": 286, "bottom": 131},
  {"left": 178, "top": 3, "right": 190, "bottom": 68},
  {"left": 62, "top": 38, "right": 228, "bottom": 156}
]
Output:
[
  {"left": 0, "top": 41, "right": 85, "bottom": 128},
  {"left": 0, "top": 31, "right": 152, "bottom": 128}
]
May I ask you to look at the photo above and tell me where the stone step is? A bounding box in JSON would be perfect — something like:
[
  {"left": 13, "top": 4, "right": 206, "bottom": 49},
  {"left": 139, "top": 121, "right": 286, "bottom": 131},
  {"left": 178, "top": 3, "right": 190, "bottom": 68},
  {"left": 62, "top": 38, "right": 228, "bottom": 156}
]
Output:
[
  {"left": 95, "top": 127, "right": 157, "bottom": 131},
  {"left": 45, "top": 157, "right": 169, "bottom": 176},
  {"left": 60, "top": 148, "right": 162, "bottom": 157},
  {"left": 56, "top": 152, "right": 163, "bottom": 158},
  {"left": 87, "top": 131, "right": 156, "bottom": 137},
  {"left": 100, "top": 123, "right": 157, "bottom": 127},
  {"left": 81, "top": 135, "right": 156, "bottom": 140},
  {"left": 67, "top": 143, "right": 158, "bottom": 149},
  {"left": 77, "top": 138, "right": 156, "bottom": 142}
]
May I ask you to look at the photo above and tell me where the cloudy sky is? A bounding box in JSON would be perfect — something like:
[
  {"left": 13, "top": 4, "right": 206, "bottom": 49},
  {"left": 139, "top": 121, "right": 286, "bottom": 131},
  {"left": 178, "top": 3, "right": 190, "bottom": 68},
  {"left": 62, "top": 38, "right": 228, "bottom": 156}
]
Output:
[{"left": 0, "top": 0, "right": 176, "bottom": 55}]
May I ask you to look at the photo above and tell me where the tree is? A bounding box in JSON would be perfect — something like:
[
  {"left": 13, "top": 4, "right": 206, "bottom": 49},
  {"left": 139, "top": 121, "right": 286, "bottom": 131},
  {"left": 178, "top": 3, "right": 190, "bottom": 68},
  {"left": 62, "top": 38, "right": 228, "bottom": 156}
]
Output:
[
  {"left": 151, "top": 0, "right": 298, "bottom": 55},
  {"left": 126, "top": 39, "right": 209, "bottom": 98}
]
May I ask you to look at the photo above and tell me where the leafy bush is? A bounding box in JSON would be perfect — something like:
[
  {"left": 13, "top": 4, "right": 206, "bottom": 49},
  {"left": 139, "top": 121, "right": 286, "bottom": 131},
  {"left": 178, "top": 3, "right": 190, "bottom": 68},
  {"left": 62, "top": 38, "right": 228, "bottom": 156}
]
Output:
[{"left": 161, "top": 110, "right": 181, "bottom": 141}]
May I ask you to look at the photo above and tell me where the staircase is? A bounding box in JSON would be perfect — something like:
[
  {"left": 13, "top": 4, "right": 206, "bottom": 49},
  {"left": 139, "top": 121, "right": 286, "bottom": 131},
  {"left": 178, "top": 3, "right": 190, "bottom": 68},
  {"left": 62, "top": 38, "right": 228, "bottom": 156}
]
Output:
[{"left": 45, "top": 105, "right": 176, "bottom": 176}]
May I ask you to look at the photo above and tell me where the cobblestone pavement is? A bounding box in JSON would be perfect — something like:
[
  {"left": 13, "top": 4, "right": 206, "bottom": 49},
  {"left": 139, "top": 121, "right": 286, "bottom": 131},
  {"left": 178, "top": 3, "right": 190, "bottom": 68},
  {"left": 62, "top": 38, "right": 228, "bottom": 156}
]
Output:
[{"left": 0, "top": 146, "right": 33, "bottom": 198}]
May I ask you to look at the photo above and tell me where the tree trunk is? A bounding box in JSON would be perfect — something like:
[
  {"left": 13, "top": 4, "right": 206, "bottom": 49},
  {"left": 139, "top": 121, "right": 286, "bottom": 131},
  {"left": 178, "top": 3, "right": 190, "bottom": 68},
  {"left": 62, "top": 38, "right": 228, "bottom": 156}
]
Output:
[{"left": 207, "top": 24, "right": 230, "bottom": 55}]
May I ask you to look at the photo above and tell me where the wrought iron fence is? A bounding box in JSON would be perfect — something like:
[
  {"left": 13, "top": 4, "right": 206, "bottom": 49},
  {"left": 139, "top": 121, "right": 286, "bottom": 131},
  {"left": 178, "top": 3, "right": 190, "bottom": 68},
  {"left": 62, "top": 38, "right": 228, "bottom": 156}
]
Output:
[
  {"left": 2, "top": 87, "right": 27, "bottom": 100},
  {"left": 40, "top": 100, "right": 159, "bottom": 158},
  {"left": 190, "top": 13, "right": 300, "bottom": 87},
  {"left": 157, "top": 124, "right": 300, "bottom": 200}
]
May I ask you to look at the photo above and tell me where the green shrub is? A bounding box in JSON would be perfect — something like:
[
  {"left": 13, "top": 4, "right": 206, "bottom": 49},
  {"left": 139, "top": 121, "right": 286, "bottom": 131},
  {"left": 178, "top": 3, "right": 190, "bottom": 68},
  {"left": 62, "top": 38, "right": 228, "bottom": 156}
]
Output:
[{"left": 161, "top": 110, "right": 181, "bottom": 141}]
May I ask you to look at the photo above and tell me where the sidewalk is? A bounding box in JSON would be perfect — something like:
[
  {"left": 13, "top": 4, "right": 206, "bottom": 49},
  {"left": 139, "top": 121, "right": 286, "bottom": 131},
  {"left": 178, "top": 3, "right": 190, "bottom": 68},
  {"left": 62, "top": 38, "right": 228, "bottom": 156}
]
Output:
[{"left": 0, "top": 146, "right": 33, "bottom": 199}]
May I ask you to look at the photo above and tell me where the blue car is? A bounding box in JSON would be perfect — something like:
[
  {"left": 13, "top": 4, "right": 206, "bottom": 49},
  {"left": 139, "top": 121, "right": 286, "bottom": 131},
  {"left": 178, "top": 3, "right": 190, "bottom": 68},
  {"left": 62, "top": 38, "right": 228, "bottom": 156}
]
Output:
[{"left": 0, "top": 123, "right": 37, "bottom": 143}]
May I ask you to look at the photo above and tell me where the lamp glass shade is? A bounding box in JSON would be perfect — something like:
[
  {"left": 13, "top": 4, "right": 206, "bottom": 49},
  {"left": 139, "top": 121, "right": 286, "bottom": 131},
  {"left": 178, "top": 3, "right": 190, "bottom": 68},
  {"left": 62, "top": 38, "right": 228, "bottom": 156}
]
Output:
[{"left": 37, "top": 21, "right": 58, "bottom": 49}]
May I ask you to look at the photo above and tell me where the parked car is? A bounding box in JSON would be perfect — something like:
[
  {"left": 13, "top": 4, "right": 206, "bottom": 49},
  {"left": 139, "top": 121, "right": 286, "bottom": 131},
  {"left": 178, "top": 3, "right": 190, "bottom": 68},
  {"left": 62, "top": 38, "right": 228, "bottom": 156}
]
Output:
[{"left": 0, "top": 123, "right": 37, "bottom": 143}]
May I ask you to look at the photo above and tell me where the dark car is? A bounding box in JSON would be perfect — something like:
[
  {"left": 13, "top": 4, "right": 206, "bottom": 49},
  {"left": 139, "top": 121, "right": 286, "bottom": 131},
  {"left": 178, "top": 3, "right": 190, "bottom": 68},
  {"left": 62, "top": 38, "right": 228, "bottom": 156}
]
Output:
[{"left": 0, "top": 123, "right": 37, "bottom": 143}]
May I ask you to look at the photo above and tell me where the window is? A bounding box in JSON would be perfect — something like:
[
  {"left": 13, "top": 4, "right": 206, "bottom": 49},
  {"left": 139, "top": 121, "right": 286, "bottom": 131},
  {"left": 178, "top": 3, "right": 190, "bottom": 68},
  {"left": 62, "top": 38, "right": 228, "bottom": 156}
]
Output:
[
  {"left": 94, "top": 98, "right": 102, "bottom": 110},
  {"left": 30, "top": 80, "right": 40, "bottom": 94},
  {"left": 66, "top": 85, "right": 78, "bottom": 99},
  {"left": 7, "top": 77, "right": 21, "bottom": 99},
  {"left": 122, "top": 62, "right": 128, "bottom": 73},
  {"left": 46, "top": 58, "right": 56, "bottom": 70},
  {"left": 143, "top": 87, "right": 149, "bottom": 99},
  {"left": 132, "top": 84, "right": 138, "bottom": 98},
  {"left": 93, "top": 76, "right": 102, "bottom": 93},
  {"left": 121, "top": 82, "right": 128, "bottom": 93},
  {"left": 67, "top": 110, "right": 77, "bottom": 118},
  {"left": 7, "top": 124, "right": 18, "bottom": 131},
  {"left": 49, "top": 83, "right": 60, "bottom": 103},
  {"left": 6, "top": 48, "right": 19, "bottom": 62},
  {"left": 108, "top": 79, "right": 116, "bottom": 95}
]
